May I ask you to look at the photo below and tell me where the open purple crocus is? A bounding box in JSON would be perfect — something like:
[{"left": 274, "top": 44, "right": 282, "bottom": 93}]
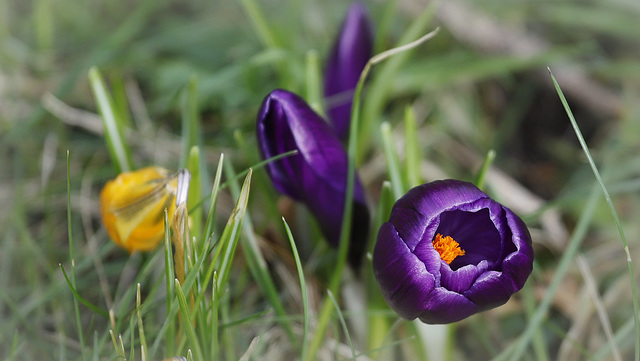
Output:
[
  {"left": 324, "top": 2, "right": 373, "bottom": 140},
  {"left": 256, "top": 89, "right": 370, "bottom": 268},
  {"left": 373, "top": 179, "right": 534, "bottom": 324}
]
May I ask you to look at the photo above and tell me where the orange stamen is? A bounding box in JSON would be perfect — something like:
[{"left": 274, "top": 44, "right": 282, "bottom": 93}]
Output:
[{"left": 432, "top": 233, "right": 466, "bottom": 264}]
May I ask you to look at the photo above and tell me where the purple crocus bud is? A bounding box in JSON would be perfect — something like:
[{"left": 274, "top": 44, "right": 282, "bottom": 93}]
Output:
[
  {"left": 324, "top": 2, "right": 373, "bottom": 140},
  {"left": 257, "top": 89, "right": 370, "bottom": 268},
  {"left": 373, "top": 179, "right": 534, "bottom": 324}
]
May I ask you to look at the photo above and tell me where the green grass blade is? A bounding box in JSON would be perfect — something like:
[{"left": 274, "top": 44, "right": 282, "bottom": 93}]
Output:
[
  {"left": 88, "top": 67, "right": 133, "bottom": 172},
  {"left": 474, "top": 149, "right": 496, "bottom": 191},
  {"left": 163, "top": 209, "right": 176, "bottom": 357},
  {"left": 174, "top": 278, "right": 204, "bottom": 361},
  {"left": 219, "top": 309, "right": 270, "bottom": 329},
  {"left": 282, "top": 217, "right": 309, "bottom": 359},
  {"left": 136, "top": 284, "right": 148, "bottom": 361},
  {"left": 521, "top": 281, "right": 550, "bottom": 361},
  {"left": 129, "top": 317, "right": 135, "bottom": 361},
  {"left": 238, "top": 0, "right": 281, "bottom": 49},
  {"left": 109, "top": 330, "right": 126, "bottom": 360},
  {"left": 238, "top": 0, "right": 292, "bottom": 87},
  {"left": 152, "top": 224, "right": 210, "bottom": 358},
  {"left": 181, "top": 76, "right": 201, "bottom": 168},
  {"left": 33, "top": 0, "right": 53, "bottom": 50},
  {"left": 381, "top": 121, "right": 406, "bottom": 199},
  {"left": 497, "top": 185, "right": 600, "bottom": 361},
  {"left": 366, "top": 182, "right": 393, "bottom": 357},
  {"left": 327, "top": 290, "right": 357, "bottom": 360},
  {"left": 109, "top": 71, "right": 132, "bottom": 128},
  {"left": 549, "top": 68, "right": 639, "bottom": 361},
  {"left": 211, "top": 271, "right": 219, "bottom": 361},
  {"left": 58, "top": 264, "right": 109, "bottom": 318},
  {"left": 187, "top": 146, "right": 203, "bottom": 244},
  {"left": 204, "top": 153, "right": 224, "bottom": 244},
  {"left": 65, "top": 151, "right": 86, "bottom": 359},
  {"left": 224, "top": 162, "right": 296, "bottom": 344},
  {"left": 594, "top": 316, "right": 636, "bottom": 361},
  {"left": 218, "top": 150, "right": 297, "bottom": 192},
  {"left": 404, "top": 106, "right": 421, "bottom": 188},
  {"left": 216, "top": 169, "right": 252, "bottom": 293},
  {"left": 305, "top": 49, "right": 324, "bottom": 116}
]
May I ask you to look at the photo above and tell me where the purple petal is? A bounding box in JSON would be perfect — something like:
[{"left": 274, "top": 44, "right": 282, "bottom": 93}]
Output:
[
  {"left": 501, "top": 209, "right": 534, "bottom": 288},
  {"left": 439, "top": 260, "right": 490, "bottom": 294},
  {"left": 373, "top": 223, "right": 436, "bottom": 320},
  {"left": 418, "top": 288, "right": 479, "bottom": 324},
  {"left": 464, "top": 271, "right": 518, "bottom": 310},
  {"left": 256, "top": 89, "right": 370, "bottom": 266},
  {"left": 324, "top": 2, "right": 373, "bottom": 140}
]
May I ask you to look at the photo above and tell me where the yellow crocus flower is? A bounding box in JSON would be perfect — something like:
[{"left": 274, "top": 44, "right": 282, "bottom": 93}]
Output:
[{"left": 100, "top": 167, "right": 179, "bottom": 252}]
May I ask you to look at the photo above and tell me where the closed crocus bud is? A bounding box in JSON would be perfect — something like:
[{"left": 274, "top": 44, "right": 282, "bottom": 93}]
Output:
[
  {"left": 100, "top": 167, "right": 178, "bottom": 252},
  {"left": 324, "top": 2, "right": 373, "bottom": 140},
  {"left": 257, "top": 89, "right": 370, "bottom": 268},
  {"left": 373, "top": 179, "right": 534, "bottom": 324}
]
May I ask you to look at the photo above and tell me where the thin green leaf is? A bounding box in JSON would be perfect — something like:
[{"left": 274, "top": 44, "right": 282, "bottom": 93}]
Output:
[
  {"left": 474, "top": 149, "right": 496, "bottom": 191},
  {"left": 136, "top": 284, "right": 148, "bottom": 361},
  {"left": 187, "top": 146, "right": 203, "bottom": 244},
  {"left": 305, "top": 49, "right": 324, "bottom": 116},
  {"left": 327, "top": 290, "right": 357, "bottom": 360},
  {"left": 381, "top": 121, "right": 405, "bottom": 199},
  {"left": 366, "top": 182, "right": 394, "bottom": 356},
  {"left": 496, "top": 185, "right": 600, "bottom": 361},
  {"left": 238, "top": 0, "right": 292, "bottom": 87},
  {"left": 58, "top": 264, "right": 109, "bottom": 318},
  {"left": 181, "top": 76, "right": 201, "bottom": 169},
  {"left": 238, "top": 0, "right": 281, "bottom": 49},
  {"left": 65, "top": 151, "right": 86, "bottom": 359},
  {"left": 211, "top": 271, "right": 219, "bottom": 361},
  {"left": 282, "top": 217, "right": 309, "bottom": 359},
  {"left": 218, "top": 150, "right": 297, "bottom": 192},
  {"left": 88, "top": 67, "right": 133, "bottom": 172},
  {"left": 404, "top": 106, "right": 421, "bottom": 188},
  {"left": 521, "top": 283, "right": 550, "bottom": 361},
  {"left": 109, "top": 71, "right": 132, "bottom": 128},
  {"left": 216, "top": 169, "right": 252, "bottom": 293},
  {"left": 33, "top": 0, "right": 52, "bottom": 50},
  {"left": 219, "top": 309, "right": 270, "bottom": 329},
  {"left": 224, "top": 162, "right": 296, "bottom": 344},
  {"left": 129, "top": 313, "right": 135, "bottom": 361},
  {"left": 162, "top": 209, "right": 176, "bottom": 357},
  {"left": 174, "top": 279, "right": 204, "bottom": 361},
  {"left": 203, "top": 153, "right": 225, "bottom": 244},
  {"left": 550, "top": 68, "right": 638, "bottom": 361}
]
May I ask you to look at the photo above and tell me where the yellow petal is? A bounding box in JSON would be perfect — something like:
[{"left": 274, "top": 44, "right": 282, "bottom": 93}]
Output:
[{"left": 100, "top": 167, "right": 178, "bottom": 252}]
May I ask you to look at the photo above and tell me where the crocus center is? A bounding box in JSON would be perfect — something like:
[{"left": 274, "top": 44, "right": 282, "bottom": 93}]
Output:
[{"left": 432, "top": 233, "right": 466, "bottom": 264}]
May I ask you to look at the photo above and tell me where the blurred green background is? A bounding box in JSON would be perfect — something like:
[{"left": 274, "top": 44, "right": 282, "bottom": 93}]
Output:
[{"left": 2, "top": 0, "right": 640, "bottom": 359}]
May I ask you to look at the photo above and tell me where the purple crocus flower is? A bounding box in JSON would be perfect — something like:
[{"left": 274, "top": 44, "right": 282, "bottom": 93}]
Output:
[
  {"left": 373, "top": 179, "right": 534, "bottom": 324},
  {"left": 256, "top": 89, "right": 370, "bottom": 267},
  {"left": 324, "top": 2, "right": 373, "bottom": 140}
]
